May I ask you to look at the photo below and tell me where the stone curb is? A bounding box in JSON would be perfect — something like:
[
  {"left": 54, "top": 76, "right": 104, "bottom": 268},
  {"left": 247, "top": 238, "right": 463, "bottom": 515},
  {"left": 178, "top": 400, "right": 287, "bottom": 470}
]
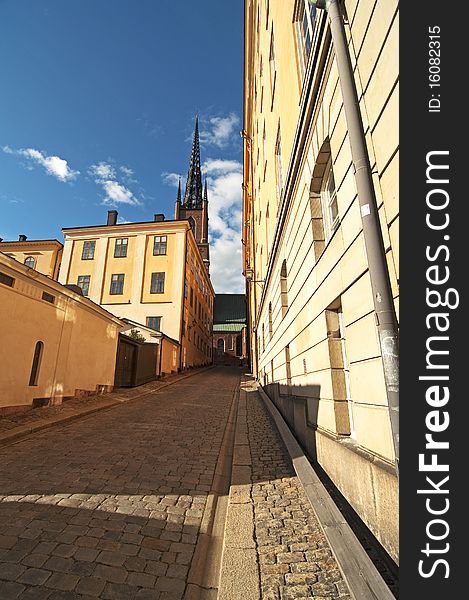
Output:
[
  {"left": 255, "top": 381, "right": 396, "bottom": 600},
  {"left": 0, "top": 366, "right": 214, "bottom": 448},
  {"left": 218, "top": 379, "right": 260, "bottom": 600}
]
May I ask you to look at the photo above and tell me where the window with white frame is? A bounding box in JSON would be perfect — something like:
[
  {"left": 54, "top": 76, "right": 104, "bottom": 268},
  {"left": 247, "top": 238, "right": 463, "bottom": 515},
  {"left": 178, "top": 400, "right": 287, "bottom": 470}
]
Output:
[
  {"left": 275, "top": 124, "right": 283, "bottom": 203},
  {"left": 269, "top": 30, "right": 276, "bottom": 106},
  {"left": 321, "top": 160, "right": 339, "bottom": 240},
  {"left": 294, "top": 0, "right": 317, "bottom": 78}
]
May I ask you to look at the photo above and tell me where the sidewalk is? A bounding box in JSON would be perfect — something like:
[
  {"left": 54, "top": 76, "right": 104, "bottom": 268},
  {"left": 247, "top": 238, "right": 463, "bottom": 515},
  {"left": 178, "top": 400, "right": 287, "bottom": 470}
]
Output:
[
  {"left": 219, "top": 377, "right": 352, "bottom": 600},
  {"left": 0, "top": 366, "right": 213, "bottom": 447},
  {"left": 218, "top": 375, "right": 397, "bottom": 600}
]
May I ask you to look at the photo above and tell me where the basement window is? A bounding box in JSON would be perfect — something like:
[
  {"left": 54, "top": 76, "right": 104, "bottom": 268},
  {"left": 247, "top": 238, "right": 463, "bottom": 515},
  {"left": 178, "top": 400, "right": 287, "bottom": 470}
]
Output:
[
  {"left": 0, "top": 272, "right": 15, "bottom": 287},
  {"left": 42, "top": 291, "right": 55, "bottom": 304}
]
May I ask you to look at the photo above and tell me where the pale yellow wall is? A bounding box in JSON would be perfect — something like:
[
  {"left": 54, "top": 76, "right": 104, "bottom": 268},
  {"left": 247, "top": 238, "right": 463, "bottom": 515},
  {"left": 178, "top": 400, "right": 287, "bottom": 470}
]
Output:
[
  {"left": 0, "top": 254, "right": 122, "bottom": 410},
  {"left": 0, "top": 242, "right": 63, "bottom": 279},
  {"left": 245, "top": 0, "right": 398, "bottom": 461},
  {"left": 59, "top": 220, "right": 213, "bottom": 370}
]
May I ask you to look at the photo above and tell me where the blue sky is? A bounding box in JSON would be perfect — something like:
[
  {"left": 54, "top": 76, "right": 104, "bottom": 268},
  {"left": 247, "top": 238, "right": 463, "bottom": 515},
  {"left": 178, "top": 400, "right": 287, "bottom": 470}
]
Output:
[{"left": 0, "top": 0, "right": 244, "bottom": 293}]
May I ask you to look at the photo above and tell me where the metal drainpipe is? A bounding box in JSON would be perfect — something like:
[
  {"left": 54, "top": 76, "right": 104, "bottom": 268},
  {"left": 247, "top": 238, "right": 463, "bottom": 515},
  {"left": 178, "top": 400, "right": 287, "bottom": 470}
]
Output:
[{"left": 311, "top": 0, "right": 399, "bottom": 471}]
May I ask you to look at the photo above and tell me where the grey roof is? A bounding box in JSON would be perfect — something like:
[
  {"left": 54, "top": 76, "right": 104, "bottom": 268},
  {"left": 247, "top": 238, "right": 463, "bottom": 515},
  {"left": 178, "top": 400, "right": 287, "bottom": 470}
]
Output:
[{"left": 213, "top": 294, "right": 246, "bottom": 325}]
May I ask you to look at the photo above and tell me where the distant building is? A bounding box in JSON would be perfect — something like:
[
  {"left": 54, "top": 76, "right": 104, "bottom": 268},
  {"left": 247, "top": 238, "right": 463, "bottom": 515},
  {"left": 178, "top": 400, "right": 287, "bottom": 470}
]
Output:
[
  {"left": 58, "top": 118, "right": 214, "bottom": 371},
  {"left": 0, "top": 235, "right": 63, "bottom": 279},
  {"left": 0, "top": 252, "right": 123, "bottom": 415},
  {"left": 213, "top": 294, "right": 247, "bottom": 365}
]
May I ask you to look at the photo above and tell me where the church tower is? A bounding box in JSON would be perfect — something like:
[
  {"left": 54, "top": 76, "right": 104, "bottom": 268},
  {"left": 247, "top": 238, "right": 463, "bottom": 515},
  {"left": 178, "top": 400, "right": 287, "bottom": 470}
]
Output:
[{"left": 175, "top": 115, "right": 210, "bottom": 274}]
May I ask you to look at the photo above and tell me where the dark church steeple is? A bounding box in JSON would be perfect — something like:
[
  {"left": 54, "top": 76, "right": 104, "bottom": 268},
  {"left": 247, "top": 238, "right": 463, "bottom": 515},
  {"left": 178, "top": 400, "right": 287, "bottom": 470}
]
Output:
[
  {"left": 175, "top": 115, "right": 210, "bottom": 274},
  {"left": 182, "top": 114, "right": 203, "bottom": 209}
]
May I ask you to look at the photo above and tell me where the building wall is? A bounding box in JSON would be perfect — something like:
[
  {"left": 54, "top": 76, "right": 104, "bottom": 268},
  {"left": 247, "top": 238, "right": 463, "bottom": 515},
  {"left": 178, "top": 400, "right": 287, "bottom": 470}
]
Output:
[
  {"left": 181, "top": 233, "right": 213, "bottom": 369},
  {"left": 243, "top": 0, "right": 398, "bottom": 561},
  {"left": 0, "top": 241, "right": 63, "bottom": 279},
  {"left": 59, "top": 218, "right": 213, "bottom": 370},
  {"left": 0, "top": 254, "right": 122, "bottom": 413}
]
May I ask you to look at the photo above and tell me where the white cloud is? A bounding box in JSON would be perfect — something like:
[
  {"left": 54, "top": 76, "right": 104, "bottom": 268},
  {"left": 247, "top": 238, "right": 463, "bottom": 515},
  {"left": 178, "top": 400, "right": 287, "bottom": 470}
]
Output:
[
  {"left": 202, "top": 158, "right": 243, "bottom": 175},
  {"left": 3, "top": 146, "right": 79, "bottom": 182},
  {"left": 89, "top": 162, "right": 115, "bottom": 180},
  {"left": 101, "top": 180, "right": 141, "bottom": 206},
  {"left": 161, "top": 171, "right": 185, "bottom": 188},
  {"left": 205, "top": 159, "right": 244, "bottom": 294},
  {"left": 117, "top": 216, "right": 132, "bottom": 224},
  {"left": 89, "top": 161, "right": 142, "bottom": 206},
  {"left": 200, "top": 113, "right": 240, "bottom": 148},
  {"left": 120, "top": 166, "right": 134, "bottom": 177}
]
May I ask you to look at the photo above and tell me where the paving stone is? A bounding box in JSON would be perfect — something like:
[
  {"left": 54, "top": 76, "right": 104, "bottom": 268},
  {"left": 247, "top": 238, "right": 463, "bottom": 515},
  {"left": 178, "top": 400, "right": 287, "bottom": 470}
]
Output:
[
  {"left": 101, "top": 582, "right": 140, "bottom": 600},
  {"left": 75, "top": 576, "right": 107, "bottom": 597},
  {"left": 0, "top": 580, "right": 25, "bottom": 599},
  {"left": 94, "top": 563, "right": 128, "bottom": 584},
  {"left": 44, "top": 572, "right": 80, "bottom": 591},
  {"left": 127, "top": 571, "right": 156, "bottom": 588}
]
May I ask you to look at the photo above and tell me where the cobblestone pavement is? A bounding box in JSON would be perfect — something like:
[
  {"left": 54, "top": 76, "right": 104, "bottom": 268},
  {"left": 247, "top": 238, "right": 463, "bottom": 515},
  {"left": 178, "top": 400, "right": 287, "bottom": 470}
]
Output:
[
  {"left": 246, "top": 383, "right": 351, "bottom": 600},
  {"left": 0, "top": 368, "right": 240, "bottom": 600}
]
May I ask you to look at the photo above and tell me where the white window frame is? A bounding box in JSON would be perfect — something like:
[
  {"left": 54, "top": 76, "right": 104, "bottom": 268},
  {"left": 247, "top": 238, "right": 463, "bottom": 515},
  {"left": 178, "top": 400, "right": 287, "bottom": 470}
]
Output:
[
  {"left": 321, "top": 160, "right": 339, "bottom": 241},
  {"left": 294, "top": 0, "right": 318, "bottom": 78}
]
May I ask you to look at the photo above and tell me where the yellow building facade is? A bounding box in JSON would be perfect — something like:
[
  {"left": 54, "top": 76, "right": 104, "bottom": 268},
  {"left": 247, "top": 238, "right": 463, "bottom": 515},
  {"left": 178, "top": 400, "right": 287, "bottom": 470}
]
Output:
[
  {"left": 0, "top": 252, "right": 123, "bottom": 414},
  {"left": 0, "top": 236, "right": 63, "bottom": 279},
  {"left": 243, "top": 0, "right": 399, "bottom": 561},
  {"left": 58, "top": 211, "right": 214, "bottom": 370}
]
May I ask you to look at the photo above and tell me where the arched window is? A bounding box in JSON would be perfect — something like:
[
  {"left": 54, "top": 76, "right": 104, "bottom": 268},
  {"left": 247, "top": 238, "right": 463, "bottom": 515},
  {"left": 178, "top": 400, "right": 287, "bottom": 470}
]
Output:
[
  {"left": 309, "top": 138, "right": 339, "bottom": 256},
  {"left": 280, "top": 260, "right": 288, "bottom": 317},
  {"left": 188, "top": 217, "right": 197, "bottom": 239},
  {"left": 29, "top": 341, "right": 44, "bottom": 386},
  {"left": 24, "top": 257, "right": 35, "bottom": 269},
  {"left": 217, "top": 338, "right": 225, "bottom": 353}
]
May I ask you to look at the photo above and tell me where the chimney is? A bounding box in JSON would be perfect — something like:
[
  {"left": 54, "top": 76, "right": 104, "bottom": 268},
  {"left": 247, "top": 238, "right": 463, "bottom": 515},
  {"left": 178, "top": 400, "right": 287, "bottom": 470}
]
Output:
[
  {"left": 19, "top": 234, "right": 27, "bottom": 242},
  {"left": 154, "top": 214, "right": 165, "bottom": 222},
  {"left": 107, "top": 210, "right": 118, "bottom": 226}
]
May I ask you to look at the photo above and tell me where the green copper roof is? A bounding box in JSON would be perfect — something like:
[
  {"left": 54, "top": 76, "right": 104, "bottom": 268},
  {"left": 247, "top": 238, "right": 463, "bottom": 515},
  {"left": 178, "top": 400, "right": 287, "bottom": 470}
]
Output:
[{"left": 213, "top": 323, "right": 245, "bottom": 332}]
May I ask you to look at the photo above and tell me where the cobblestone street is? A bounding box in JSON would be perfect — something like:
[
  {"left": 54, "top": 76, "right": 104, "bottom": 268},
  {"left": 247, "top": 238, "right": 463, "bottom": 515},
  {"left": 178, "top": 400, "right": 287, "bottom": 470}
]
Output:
[
  {"left": 0, "top": 368, "right": 358, "bottom": 599},
  {"left": 0, "top": 369, "right": 238, "bottom": 600}
]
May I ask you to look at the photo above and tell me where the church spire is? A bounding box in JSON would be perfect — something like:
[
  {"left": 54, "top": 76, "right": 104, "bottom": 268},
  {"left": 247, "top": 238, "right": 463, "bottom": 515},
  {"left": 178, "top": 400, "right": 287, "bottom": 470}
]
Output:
[
  {"left": 176, "top": 178, "right": 181, "bottom": 202},
  {"left": 182, "top": 115, "right": 203, "bottom": 208},
  {"left": 203, "top": 178, "right": 208, "bottom": 203}
]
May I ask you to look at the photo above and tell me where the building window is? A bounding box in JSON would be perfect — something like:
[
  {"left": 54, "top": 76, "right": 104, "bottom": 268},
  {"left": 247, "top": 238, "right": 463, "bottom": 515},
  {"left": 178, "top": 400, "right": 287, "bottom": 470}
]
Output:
[
  {"left": 0, "top": 272, "right": 15, "bottom": 287},
  {"left": 42, "top": 291, "right": 55, "bottom": 304},
  {"left": 82, "top": 240, "right": 96, "bottom": 260},
  {"left": 150, "top": 272, "right": 165, "bottom": 294},
  {"left": 275, "top": 123, "right": 283, "bottom": 203},
  {"left": 268, "top": 302, "right": 273, "bottom": 338},
  {"left": 217, "top": 338, "right": 225, "bottom": 353},
  {"left": 191, "top": 254, "right": 195, "bottom": 273},
  {"left": 147, "top": 316, "right": 161, "bottom": 331},
  {"left": 269, "top": 30, "right": 276, "bottom": 106},
  {"left": 190, "top": 286, "right": 194, "bottom": 307},
  {"left": 153, "top": 235, "right": 167, "bottom": 256},
  {"left": 114, "top": 238, "right": 128, "bottom": 258},
  {"left": 280, "top": 260, "right": 288, "bottom": 317},
  {"left": 29, "top": 341, "right": 44, "bottom": 386},
  {"left": 188, "top": 217, "right": 197, "bottom": 238},
  {"left": 262, "top": 324, "right": 265, "bottom": 352},
  {"left": 195, "top": 264, "right": 199, "bottom": 284},
  {"left": 110, "top": 273, "right": 125, "bottom": 295},
  {"left": 184, "top": 278, "right": 189, "bottom": 298},
  {"left": 265, "top": 0, "right": 269, "bottom": 28},
  {"left": 321, "top": 160, "right": 339, "bottom": 240},
  {"left": 24, "top": 257, "right": 36, "bottom": 269},
  {"left": 294, "top": 0, "right": 317, "bottom": 77},
  {"left": 77, "top": 275, "right": 90, "bottom": 296},
  {"left": 182, "top": 319, "right": 186, "bottom": 337}
]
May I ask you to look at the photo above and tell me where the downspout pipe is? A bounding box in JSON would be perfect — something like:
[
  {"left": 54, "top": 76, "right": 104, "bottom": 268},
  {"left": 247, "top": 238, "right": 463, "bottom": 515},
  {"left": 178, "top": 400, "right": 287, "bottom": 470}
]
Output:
[{"left": 310, "top": 0, "right": 399, "bottom": 470}]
